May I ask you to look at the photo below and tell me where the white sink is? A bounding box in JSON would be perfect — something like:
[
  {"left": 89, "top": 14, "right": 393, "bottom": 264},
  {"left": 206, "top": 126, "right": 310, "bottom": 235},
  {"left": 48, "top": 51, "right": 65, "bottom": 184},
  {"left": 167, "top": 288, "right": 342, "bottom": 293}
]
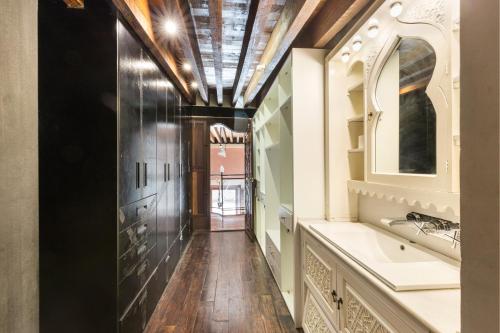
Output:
[{"left": 310, "top": 223, "right": 460, "bottom": 291}]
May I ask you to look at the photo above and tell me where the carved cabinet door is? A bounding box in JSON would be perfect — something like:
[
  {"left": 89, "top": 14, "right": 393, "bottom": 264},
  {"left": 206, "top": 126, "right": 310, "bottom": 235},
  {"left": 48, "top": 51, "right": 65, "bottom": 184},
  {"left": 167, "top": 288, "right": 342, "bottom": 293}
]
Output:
[{"left": 303, "top": 233, "right": 340, "bottom": 330}]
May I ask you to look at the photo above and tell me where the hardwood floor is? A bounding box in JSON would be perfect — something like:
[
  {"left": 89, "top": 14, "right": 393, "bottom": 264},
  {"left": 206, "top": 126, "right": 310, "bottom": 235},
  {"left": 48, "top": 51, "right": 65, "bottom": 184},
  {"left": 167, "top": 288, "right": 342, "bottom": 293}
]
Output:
[
  {"left": 210, "top": 214, "right": 246, "bottom": 231},
  {"left": 145, "top": 231, "right": 299, "bottom": 333}
]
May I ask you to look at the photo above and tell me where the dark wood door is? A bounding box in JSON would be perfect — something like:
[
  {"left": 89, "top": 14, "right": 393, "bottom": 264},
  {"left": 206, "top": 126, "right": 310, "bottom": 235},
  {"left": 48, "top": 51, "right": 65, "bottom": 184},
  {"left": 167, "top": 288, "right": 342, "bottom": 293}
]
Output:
[
  {"left": 141, "top": 51, "right": 158, "bottom": 200},
  {"left": 118, "top": 24, "right": 142, "bottom": 207},
  {"left": 156, "top": 78, "right": 168, "bottom": 260},
  {"left": 244, "top": 122, "right": 255, "bottom": 240},
  {"left": 166, "top": 88, "right": 177, "bottom": 247}
]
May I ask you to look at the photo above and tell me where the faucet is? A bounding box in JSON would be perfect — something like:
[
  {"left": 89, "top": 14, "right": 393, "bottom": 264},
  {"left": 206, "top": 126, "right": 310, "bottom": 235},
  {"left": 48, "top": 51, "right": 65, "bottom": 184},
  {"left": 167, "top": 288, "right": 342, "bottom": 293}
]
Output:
[{"left": 385, "top": 212, "right": 460, "bottom": 247}]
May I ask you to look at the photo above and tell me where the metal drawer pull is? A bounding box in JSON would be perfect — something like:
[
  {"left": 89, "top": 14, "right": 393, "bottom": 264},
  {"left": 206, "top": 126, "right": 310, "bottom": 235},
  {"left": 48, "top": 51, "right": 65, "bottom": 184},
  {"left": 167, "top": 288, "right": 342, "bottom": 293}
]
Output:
[
  {"left": 137, "top": 244, "right": 147, "bottom": 256},
  {"left": 136, "top": 162, "right": 140, "bottom": 189},
  {"left": 144, "top": 162, "right": 148, "bottom": 186},
  {"left": 137, "top": 224, "right": 147, "bottom": 235},
  {"left": 167, "top": 163, "right": 170, "bottom": 181},
  {"left": 164, "top": 163, "right": 167, "bottom": 182}
]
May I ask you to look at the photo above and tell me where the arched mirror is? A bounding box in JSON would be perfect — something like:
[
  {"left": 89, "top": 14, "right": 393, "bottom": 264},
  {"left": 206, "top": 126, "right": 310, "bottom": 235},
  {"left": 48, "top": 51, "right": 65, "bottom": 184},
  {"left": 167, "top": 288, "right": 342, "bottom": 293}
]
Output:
[{"left": 374, "top": 37, "right": 437, "bottom": 175}]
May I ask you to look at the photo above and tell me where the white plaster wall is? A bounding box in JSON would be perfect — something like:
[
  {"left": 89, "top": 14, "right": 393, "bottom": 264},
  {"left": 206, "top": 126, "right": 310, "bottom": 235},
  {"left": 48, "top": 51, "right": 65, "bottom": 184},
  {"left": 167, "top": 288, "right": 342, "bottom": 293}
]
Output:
[{"left": 0, "top": 0, "right": 38, "bottom": 332}]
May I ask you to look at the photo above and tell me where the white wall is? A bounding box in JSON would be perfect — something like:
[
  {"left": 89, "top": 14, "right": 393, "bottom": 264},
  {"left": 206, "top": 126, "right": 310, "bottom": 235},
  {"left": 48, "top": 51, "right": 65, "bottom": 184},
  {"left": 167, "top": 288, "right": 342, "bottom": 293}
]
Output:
[{"left": 0, "top": 0, "right": 39, "bottom": 332}]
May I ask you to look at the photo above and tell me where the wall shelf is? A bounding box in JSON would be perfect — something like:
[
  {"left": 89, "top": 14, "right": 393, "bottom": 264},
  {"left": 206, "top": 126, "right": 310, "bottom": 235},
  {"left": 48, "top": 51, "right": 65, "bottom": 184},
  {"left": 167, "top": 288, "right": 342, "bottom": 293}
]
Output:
[
  {"left": 348, "top": 148, "right": 364, "bottom": 153},
  {"left": 347, "top": 180, "right": 460, "bottom": 215}
]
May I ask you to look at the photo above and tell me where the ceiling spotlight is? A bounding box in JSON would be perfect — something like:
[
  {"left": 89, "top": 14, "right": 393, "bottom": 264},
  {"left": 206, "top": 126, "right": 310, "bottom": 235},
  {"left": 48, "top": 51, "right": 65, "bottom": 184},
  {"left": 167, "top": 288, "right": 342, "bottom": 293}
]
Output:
[
  {"left": 256, "top": 63, "right": 266, "bottom": 71},
  {"left": 390, "top": 1, "right": 403, "bottom": 18},
  {"left": 367, "top": 19, "right": 379, "bottom": 38},
  {"left": 352, "top": 35, "right": 363, "bottom": 52},
  {"left": 341, "top": 47, "right": 351, "bottom": 63},
  {"left": 182, "top": 63, "right": 192, "bottom": 72},
  {"left": 163, "top": 19, "right": 178, "bottom": 35},
  {"left": 191, "top": 81, "right": 198, "bottom": 89}
]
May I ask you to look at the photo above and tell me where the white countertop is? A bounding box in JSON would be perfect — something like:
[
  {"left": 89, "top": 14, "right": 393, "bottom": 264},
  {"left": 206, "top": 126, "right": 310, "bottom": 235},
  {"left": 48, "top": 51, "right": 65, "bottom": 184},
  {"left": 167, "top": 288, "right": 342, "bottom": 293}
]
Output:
[{"left": 299, "top": 219, "right": 461, "bottom": 333}]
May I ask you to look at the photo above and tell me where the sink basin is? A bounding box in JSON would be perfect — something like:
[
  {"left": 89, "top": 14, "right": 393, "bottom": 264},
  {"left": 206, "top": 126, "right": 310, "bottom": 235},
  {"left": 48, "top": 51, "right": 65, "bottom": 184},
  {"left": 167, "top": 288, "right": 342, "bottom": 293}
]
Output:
[{"left": 310, "top": 223, "right": 460, "bottom": 291}]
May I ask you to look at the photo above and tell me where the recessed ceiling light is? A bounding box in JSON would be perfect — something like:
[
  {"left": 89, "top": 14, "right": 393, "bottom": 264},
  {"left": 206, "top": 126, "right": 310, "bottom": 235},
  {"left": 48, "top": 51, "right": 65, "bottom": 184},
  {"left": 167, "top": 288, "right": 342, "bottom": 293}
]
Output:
[
  {"left": 191, "top": 81, "right": 198, "bottom": 89},
  {"left": 352, "top": 35, "right": 363, "bottom": 52},
  {"left": 256, "top": 63, "right": 266, "bottom": 71},
  {"left": 341, "top": 47, "right": 351, "bottom": 63},
  {"left": 163, "top": 19, "right": 178, "bottom": 35},
  {"left": 390, "top": 1, "right": 403, "bottom": 18},
  {"left": 367, "top": 19, "right": 379, "bottom": 38},
  {"left": 183, "top": 63, "right": 192, "bottom": 72}
]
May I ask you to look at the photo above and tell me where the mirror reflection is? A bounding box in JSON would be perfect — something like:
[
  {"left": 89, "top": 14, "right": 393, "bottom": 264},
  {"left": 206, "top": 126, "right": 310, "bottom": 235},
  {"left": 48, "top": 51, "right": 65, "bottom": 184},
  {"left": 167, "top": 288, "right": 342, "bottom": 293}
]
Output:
[{"left": 375, "top": 38, "right": 437, "bottom": 175}]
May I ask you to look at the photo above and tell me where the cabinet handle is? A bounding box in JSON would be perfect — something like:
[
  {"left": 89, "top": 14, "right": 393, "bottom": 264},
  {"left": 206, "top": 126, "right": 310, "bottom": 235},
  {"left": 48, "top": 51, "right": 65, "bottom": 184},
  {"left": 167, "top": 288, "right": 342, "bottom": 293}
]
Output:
[
  {"left": 144, "top": 162, "right": 148, "bottom": 187},
  {"left": 167, "top": 163, "right": 171, "bottom": 181},
  {"left": 337, "top": 298, "right": 343, "bottom": 310},
  {"left": 136, "top": 162, "right": 140, "bottom": 189},
  {"left": 331, "top": 290, "right": 338, "bottom": 303},
  {"left": 164, "top": 163, "right": 167, "bottom": 182}
]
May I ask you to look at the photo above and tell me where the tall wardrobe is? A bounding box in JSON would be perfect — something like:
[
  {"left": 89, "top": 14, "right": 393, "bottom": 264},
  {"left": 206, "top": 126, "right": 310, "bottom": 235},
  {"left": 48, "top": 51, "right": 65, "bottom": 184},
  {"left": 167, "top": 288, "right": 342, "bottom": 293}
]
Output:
[{"left": 39, "top": 1, "right": 192, "bottom": 332}]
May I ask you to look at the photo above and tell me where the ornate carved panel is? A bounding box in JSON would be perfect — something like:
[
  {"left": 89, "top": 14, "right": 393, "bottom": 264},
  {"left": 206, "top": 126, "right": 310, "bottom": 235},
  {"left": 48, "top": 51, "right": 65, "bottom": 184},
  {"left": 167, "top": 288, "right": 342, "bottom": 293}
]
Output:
[
  {"left": 344, "top": 286, "right": 392, "bottom": 333},
  {"left": 399, "top": 0, "right": 446, "bottom": 28},
  {"left": 303, "top": 293, "right": 334, "bottom": 333},
  {"left": 304, "top": 246, "right": 334, "bottom": 308}
]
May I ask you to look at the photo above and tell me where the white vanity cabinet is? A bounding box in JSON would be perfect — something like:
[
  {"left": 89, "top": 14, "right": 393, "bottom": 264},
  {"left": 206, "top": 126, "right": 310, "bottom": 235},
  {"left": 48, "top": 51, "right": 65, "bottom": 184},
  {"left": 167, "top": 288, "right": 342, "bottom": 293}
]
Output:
[{"left": 301, "top": 230, "right": 430, "bottom": 333}]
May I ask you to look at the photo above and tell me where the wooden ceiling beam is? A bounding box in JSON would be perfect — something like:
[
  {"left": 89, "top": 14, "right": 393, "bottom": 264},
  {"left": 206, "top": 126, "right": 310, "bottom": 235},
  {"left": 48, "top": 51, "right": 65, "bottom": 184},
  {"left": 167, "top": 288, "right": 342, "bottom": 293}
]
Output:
[
  {"left": 173, "top": 0, "right": 209, "bottom": 104},
  {"left": 208, "top": 0, "right": 224, "bottom": 105},
  {"left": 243, "top": 0, "right": 323, "bottom": 105},
  {"left": 111, "top": 0, "right": 194, "bottom": 103},
  {"left": 210, "top": 126, "right": 222, "bottom": 144},
  {"left": 220, "top": 127, "right": 228, "bottom": 143},
  {"left": 231, "top": 0, "right": 274, "bottom": 106},
  {"left": 302, "top": 0, "right": 371, "bottom": 48}
]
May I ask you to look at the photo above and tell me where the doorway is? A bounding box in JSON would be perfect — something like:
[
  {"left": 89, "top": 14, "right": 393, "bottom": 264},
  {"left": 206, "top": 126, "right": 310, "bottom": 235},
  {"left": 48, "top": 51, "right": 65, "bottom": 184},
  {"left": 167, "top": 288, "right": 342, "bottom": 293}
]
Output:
[{"left": 209, "top": 124, "right": 247, "bottom": 231}]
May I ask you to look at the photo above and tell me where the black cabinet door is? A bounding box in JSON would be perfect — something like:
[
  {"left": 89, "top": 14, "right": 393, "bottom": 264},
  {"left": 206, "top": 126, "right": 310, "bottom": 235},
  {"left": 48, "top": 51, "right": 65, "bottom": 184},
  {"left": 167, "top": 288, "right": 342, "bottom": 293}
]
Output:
[
  {"left": 166, "top": 88, "right": 178, "bottom": 246},
  {"left": 174, "top": 92, "right": 181, "bottom": 238},
  {"left": 118, "top": 23, "right": 142, "bottom": 206},
  {"left": 156, "top": 78, "right": 168, "bottom": 261},
  {"left": 141, "top": 51, "right": 158, "bottom": 200}
]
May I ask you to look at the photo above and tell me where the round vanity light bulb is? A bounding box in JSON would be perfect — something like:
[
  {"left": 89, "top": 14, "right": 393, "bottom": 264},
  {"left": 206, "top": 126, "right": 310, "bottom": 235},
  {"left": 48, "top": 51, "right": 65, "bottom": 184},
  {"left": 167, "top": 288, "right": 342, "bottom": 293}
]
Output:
[
  {"left": 163, "top": 19, "right": 178, "bottom": 35},
  {"left": 390, "top": 1, "right": 403, "bottom": 18},
  {"left": 182, "top": 63, "right": 192, "bottom": 72},
  {"left": 352, "top": 35, "right": 363, "bottom": 52},
  {"left": 191, "top": 81, "right": 198, "bottom": 89},
  {"left": 367, "top": 19, "right": 379, "bottom": 38},
  {"left": 341, "top": 47, "right": 351, "bottom": 63}
]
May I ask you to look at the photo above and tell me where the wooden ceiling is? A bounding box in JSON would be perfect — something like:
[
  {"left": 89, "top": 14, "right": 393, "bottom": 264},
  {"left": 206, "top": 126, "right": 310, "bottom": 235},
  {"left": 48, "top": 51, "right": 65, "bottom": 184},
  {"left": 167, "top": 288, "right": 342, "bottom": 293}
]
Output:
[
  {"left": 210, "top": 125, "right": 247, "bottom": 144},
  {"left": 105, "top": 0, "right": 373, "bottom": 106}
]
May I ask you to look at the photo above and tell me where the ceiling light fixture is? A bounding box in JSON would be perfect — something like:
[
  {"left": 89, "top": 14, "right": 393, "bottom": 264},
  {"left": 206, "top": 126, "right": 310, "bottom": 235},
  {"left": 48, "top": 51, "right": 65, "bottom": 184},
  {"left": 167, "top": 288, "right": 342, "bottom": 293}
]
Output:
[
  {"left": 163, "top": 19, "right": 178, "bottom": 35},
  {"left": 182, "top": 63, "right": 192, "bottom": 72},
  {"left": 191, "top": 81, "right": 198, "bottom": 89},
  {"left": 256, "top": 63, "right": 266, "bottom": 71},
  {"left": 352, "top": 35, "right": 363, "bottom": 52},
  {"left": 341, "top": 47, "right": 351, "bottom": 63},
  {"left": 390, "top": 1, "right": 403, "bottom": 18},
  {"left": 367, "top": 19, "right": 379, "bottom": 38}
]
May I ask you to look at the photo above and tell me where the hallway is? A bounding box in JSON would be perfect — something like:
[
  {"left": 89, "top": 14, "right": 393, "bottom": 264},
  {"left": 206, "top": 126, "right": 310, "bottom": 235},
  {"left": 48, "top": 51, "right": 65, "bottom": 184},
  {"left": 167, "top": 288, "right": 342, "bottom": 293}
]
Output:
[{"left": 145, "top": 231, "right": 298, "bottom": 333}]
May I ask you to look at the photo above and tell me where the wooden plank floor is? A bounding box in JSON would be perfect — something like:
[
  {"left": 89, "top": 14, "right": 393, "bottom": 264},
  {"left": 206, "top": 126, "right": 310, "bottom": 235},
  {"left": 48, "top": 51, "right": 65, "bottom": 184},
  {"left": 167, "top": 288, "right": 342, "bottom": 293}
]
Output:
[{"left": 145, "top": 231, "right": 299, "bottom": 333}]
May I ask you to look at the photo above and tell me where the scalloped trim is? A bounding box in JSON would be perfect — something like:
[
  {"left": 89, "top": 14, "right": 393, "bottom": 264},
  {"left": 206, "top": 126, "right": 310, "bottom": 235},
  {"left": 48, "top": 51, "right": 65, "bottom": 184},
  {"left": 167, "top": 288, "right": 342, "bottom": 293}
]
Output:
[{"left": 347, "top": 180, "right": 460, "bottom": 216}]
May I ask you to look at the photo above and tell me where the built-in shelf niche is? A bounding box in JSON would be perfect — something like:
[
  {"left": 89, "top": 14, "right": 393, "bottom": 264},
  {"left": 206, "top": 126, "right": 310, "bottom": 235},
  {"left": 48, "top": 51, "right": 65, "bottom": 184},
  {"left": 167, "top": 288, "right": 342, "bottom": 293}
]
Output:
[{"left": 346, "top": 61, "right": 365, "bottom": 181}]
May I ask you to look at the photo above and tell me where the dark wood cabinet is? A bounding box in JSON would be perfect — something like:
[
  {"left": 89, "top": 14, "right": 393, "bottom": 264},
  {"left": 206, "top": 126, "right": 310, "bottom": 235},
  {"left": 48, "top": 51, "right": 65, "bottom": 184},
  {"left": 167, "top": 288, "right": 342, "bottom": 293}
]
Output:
[{"left": 39, "top": 2, "right": 190, "bottom": 332}]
